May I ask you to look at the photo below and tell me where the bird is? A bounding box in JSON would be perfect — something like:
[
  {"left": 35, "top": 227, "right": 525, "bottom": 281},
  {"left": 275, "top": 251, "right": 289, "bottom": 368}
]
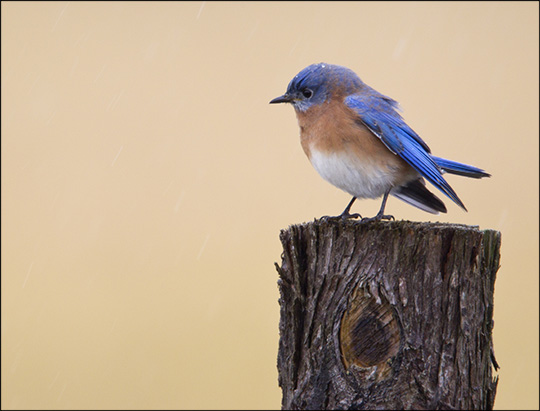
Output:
[{"left": 270, "top": 63, "right": 490, "bottom": 221}]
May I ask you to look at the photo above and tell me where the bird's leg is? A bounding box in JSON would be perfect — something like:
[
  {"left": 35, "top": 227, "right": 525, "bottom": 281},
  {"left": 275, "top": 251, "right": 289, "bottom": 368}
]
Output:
[
  {"left": 361, "top": 190, "right": 395, "bottom": 222},
  {"left": 320, "top": 196, "right": 362, "bottom": 222},
  {"left": 339, "top": 196, "right": 362, "bottom": 219}
]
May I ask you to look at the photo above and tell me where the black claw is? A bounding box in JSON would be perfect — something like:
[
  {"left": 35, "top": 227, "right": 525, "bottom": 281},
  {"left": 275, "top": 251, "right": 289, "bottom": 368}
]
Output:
[
  {"left": 359, "top": 190, "right": 394, "bottom": 222},
  {"left": 320, "top": 192, "right": 396, "bottom": 223},
  {"left": 361, "top": 214, "right": 394, "bottom": 223},
  {"left": 320, "top": 212, "right": 362, "bottom": 223}
]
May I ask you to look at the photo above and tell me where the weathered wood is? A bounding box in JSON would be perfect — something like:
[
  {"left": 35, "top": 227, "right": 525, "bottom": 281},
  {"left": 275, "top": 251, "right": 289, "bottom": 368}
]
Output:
[{"left": 275, "top": 219, "right": 500, "bottom": 410}]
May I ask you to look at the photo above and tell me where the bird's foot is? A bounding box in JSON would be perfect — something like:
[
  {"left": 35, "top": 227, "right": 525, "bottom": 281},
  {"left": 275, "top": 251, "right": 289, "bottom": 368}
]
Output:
[
  {"left": 360, "top": 214, "right": 395, "bottom": 223},
  {"left": 320, "top": 212, "right": 362, "bottom": 223}
]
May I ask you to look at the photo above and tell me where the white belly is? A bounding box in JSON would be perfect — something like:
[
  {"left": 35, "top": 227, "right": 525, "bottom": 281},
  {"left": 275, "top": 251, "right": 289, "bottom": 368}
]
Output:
[{"left": 309, "top": 148, "right": 398, "bottom": 199}]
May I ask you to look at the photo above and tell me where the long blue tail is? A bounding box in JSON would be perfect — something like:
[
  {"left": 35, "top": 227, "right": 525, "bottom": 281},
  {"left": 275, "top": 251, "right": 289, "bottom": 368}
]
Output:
[{"left": 432, "top": 156, "right": 491, "bottom": 179}]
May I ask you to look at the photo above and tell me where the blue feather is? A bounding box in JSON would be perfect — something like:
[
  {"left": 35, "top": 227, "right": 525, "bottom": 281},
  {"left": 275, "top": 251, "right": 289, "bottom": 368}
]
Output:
[
  {"left": 345, "top": 93, "right": 467, "bottom": 210},
  {"left": 432, "top": 156, "right": 490, "bottom": 178}
]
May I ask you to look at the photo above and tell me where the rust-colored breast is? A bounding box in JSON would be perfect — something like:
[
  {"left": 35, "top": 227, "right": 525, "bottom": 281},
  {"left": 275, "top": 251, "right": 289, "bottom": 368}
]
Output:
[{"left": 294, "top": 98, "right": 416, "bottom": 186}]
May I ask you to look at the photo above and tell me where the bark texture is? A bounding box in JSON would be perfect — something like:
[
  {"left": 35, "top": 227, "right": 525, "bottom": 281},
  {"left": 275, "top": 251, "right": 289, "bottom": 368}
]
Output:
[{"left": 275, "top": 219, "right": 500, "bottom": 410}]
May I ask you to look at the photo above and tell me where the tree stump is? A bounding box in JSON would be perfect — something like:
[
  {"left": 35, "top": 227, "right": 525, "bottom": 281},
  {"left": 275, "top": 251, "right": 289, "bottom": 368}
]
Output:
[{"left": 275, "top": 219, "right": 501, "bottom": 410}]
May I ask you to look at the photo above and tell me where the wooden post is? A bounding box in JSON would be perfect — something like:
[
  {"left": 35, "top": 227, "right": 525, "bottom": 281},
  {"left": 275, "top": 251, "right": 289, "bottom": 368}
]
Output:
[{"left": 275, "top": 219, "right": 501, "bottom": 410}]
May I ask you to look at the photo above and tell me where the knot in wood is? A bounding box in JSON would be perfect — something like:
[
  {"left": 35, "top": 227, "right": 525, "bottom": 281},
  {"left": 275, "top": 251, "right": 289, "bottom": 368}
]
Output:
[{"left": 340, "top": 286, "right": 400, "bottom": 370}]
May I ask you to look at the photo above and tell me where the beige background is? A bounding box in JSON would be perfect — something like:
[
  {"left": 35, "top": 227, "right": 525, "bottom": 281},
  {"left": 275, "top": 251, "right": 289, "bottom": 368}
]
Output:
[{"left": 2, "top": 2, "right": 538, "bottom": 409}]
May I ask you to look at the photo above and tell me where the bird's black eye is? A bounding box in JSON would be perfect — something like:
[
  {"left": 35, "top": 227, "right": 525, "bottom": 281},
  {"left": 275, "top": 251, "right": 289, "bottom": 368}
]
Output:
[{"left": 301, "top": 88, "right": 313, "bottom": 99}]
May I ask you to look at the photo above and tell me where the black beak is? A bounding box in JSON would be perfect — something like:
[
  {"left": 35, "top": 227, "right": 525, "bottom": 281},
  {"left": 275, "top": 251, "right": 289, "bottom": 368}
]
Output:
[{"left": 269, "top": 94, "right": 292, "bottom": 104}]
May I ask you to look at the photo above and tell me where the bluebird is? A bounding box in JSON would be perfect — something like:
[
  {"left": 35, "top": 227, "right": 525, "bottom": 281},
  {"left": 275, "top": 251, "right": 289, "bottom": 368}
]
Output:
[{"left": 270, "top": 63, "right": 490, "bottom": 221}]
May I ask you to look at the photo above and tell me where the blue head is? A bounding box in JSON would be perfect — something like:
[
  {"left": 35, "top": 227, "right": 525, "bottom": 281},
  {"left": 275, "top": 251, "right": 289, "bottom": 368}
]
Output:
[{"left": 270, "top": 63, "right": 365, "bottom": 111}]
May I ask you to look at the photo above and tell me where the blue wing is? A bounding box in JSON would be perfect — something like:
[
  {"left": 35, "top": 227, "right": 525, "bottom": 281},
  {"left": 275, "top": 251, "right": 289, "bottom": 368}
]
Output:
[{"left": 345, "top": 92, "right": 466, "bottom": 210}]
